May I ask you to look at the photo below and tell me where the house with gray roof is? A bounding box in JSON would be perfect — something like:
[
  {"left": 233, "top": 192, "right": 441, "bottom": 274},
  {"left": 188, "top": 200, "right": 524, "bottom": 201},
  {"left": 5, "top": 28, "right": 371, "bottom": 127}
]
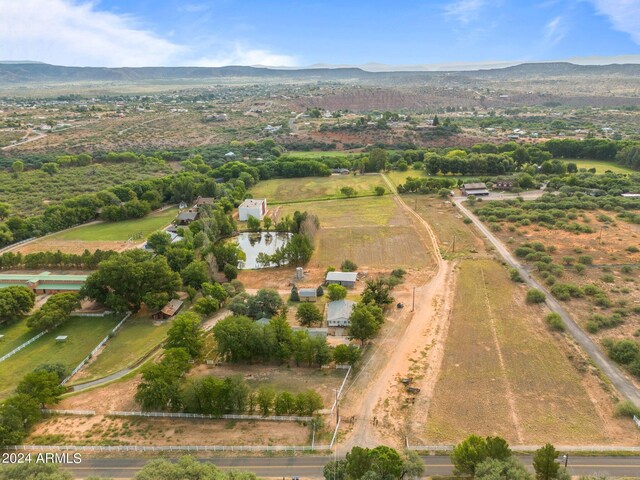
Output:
[
  {"left": 299, "top": 288, "right": 318, "bottom": 302},
  {"left": 326, "top": 271, "right": 358, "bottom": 288},
  {"left": 326, "top": 299, "right": 356, "bottom": 335}
]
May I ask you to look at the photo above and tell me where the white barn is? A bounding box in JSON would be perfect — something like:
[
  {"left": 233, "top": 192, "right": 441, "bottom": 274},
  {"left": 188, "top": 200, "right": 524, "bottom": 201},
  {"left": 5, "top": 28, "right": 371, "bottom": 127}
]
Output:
[{"left": 238, "top": 198, "right": 267, "bottom": 221}]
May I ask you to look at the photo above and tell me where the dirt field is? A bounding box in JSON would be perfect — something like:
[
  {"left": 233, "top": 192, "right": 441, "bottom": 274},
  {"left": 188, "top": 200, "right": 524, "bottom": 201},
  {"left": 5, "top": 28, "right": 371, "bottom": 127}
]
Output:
[
  {"left": 419, "top": 258, "right": 640, "bottom": 445},
  {"left": 28, "top": 415, "right": 311, "bottom": 447},
  {"left": 15, "top": 239, "right": 133, "bottom": 255}
]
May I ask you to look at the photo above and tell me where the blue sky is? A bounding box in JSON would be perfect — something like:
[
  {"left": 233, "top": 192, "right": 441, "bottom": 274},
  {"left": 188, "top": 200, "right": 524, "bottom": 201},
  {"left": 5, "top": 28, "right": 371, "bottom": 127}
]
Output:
[{"left": 0, "top": 0, "right": 639, "bottom": 67}]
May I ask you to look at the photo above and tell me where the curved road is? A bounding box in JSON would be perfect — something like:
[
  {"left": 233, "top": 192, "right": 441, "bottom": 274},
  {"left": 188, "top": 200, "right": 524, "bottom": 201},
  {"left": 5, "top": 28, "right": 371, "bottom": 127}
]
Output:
[{"left": 455, "top": 199, "right": 640, "bottom": 407}]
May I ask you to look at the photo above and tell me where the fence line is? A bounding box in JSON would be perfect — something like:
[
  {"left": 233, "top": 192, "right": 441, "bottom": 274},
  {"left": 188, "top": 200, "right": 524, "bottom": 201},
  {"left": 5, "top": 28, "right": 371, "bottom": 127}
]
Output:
[
  {"left": 634, "top": 415, "right": 640, "bottom": 428},
  {"left": 0, "top": 330, "right": 48, "bottom": 364},
  {"left": 71, "top": 311, "right": 114, "bottom": 318},
  {"left": 42, "top": 409, "right": 95, "bottom": 416},
  {"left": 329, "top": 366, "right": 351, "bottom": 416},
  {"left": 108, "top": 411, "right": 313, "bottom": 422},
  {"left": 61, "top": 312, "right": 131, "bottom": 385},
  {"left": 0, "top": 237, "right": 35, "bottom": 254},
  {"left": 329, "top": 417, "right": 341, "bottom": 449},
  {"left": 5, "top": 444, "right": 331, "bottom": 452},
  {"left": 407, "top": 444, "right": 640, "bottom": 452}
]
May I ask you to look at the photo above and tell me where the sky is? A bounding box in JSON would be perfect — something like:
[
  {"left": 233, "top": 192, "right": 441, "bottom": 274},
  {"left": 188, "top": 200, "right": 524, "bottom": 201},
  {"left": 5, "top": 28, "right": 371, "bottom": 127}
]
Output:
[{"left": 0, "top": 0, "right": 639, "bottom": 68}]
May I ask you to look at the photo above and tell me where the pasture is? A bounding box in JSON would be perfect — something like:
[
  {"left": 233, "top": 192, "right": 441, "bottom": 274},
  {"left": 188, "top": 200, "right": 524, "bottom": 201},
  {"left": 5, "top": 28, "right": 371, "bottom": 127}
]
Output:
[
  {"left": 420, "top": 259, "right": 639, "bottom": 445},
  {"left": 0, "top": 319, "right": 33, "bottom": 357},
  {"left": 0, "top": 315, "right": 121, "bottom": 399},
  {"left": 250, "top": 174, "right": 387, "bottom": 204},
  {"left": 558, "top": 158, "right": 635, "bottom": 174},
  {"left": 72, "top": 316, "right": 173, "bottom": 384}
]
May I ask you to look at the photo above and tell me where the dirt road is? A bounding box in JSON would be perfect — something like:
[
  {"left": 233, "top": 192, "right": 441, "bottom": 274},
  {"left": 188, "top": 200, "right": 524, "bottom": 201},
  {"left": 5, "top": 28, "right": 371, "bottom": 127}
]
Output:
[
  {"left": 455, "top": 199, "right": 640, "bottom": 407},
  {"left": 336, "top": 176, "right": 455, "bottom": 450}
]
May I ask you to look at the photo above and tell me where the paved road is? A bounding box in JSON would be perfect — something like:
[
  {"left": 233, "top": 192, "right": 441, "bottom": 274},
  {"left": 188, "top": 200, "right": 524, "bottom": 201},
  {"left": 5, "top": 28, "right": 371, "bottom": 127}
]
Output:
[
  {"left": 61, "top": 454, "right": 640, "bottom": 478},
  {"left": 455, "top": 199, "right": 640, "bottom": 407}
]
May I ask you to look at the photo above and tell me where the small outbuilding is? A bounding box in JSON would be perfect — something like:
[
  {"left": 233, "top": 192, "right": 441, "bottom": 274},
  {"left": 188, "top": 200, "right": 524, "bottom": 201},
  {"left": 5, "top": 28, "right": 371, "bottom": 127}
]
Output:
[
  {"left": 176, "top": 210, "right": 198, "bottom": 225},
  {"left": 326, "top": 271, "right": 358, "bottom": 288},
  {"left": 299, "top": 288, "right": 318, "bottom": 302},
  {"left": 238, "top": 198, "right": 267, "bottom": 221},
  {"left": 152, "top": 299, "right": 184, "bottom": 320},
  {"left": 194, "top": 196, "right": 215, "bottom": 208}
]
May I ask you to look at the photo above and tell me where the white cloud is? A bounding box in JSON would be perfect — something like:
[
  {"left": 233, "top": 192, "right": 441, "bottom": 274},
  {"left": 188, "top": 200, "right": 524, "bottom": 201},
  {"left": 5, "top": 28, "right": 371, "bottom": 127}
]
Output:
[
  {"left": 0, "top": 0, "right": 185, "bottom": 67},
  {"left": 0, "top": 0, "right": 297, "bottom": 67},
  {"left": 588, "top": 0, "right": 640, "bottom": 44},
  {"left": 544, "top": 16, "right": 567, "bottom": 46},
  {"left": 190, "top": 44, "right": 298, "bottom": 68},
  {"left": 443, "top": 0, "right": 487, "bottom": 24}
]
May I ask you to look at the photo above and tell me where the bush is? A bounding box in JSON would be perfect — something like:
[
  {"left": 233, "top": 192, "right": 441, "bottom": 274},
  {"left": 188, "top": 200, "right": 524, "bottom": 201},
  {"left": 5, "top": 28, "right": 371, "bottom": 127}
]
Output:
[
  {"left": 463, "top": 217, "right": 472, "bottom": 224},
  {"left": 614, "top": 400, "right": 640, "bottom": 418},
  {"left": 508, "top": 268, "right": 523, "bottom": 282},
  {"left": 550, "top": 283, "right": 583, "bottom": 301},
  {"left": 223, "top": 263, "right": 238, "bottom": 280},
  {"left": 601, "top": 274, "right": 615, "bottom": 283},
  {"left": 578, "top": 255, "right": 593, "bottom": 265},
  {"left": 545, "top": 313, "right": 565, "bottom": 332},
  {"left": 574, "top": 263, "right": 586, "bottom": 275},
  {"left": 341, "top": 260, "right": 358, "bottom": 272},
  {"left": 621, "top": 265, "right": 633, "bottom": 274},
  {"left": 626, "top": 246, "right": 639, "bottom": 253},
  {"left": 526, "top": 289, "right": 546, "bottom": 304},
  {"left": 606, "top": 339, "right": 640, "bottom": 365}
]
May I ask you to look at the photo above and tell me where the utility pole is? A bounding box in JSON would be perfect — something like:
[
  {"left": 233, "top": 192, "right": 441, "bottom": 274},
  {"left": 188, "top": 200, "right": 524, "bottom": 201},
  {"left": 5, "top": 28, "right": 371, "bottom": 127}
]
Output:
[{"left": 564, "top": 454, "right": 569, "bottom": 469}]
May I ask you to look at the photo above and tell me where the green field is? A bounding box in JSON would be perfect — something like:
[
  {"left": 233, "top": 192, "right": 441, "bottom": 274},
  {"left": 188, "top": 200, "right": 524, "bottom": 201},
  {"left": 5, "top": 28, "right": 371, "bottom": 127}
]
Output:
[
  {"left": 283, "top": 151, "right": 359, "bottom": 159},
  {"left": 74, "top": 316, "right": 172, "bottom": 383},
  {"left": 0, "top": 162, "right": 171, "bottom": 216},
  {"left": 277, "top": 196, "right": 407, "bottom": 228},
  {"left": 0, "top": 319, "right": 34, "bottom": 357},
  {"left": 559, "top": 158, "right": 635, "bottom": 174},
  {"left": 0, "top": 315, "right": 121, "bottom": 399},
  {"left": 47, "top": 207, "right": 178, "bottom": 241},
  {"left": 385, "top": 170, "right": 427, "bottom": 186},
  {"left": 249, "top": 175, "right": 387, "bottom": 203}
]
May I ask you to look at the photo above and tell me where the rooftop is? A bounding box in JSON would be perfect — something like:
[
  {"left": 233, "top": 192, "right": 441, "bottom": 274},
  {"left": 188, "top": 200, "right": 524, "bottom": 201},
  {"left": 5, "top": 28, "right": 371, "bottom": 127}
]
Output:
[
  {"left": 463, "top": 182, "right": 488, "bottom": 190},
  {"left": 0, "top": 273, "right": 87, "bottom": 282},
  {"left": 327, "top": 300, "right": 356, "bottom": 321},
  {"left": 299, "top": 288, "right": 317, "bottom": 297},
  {"left": 239, "top": 198, "right": 266, "bottom": 208},
  {"left": 326, "top": 271, "right": 358, "bottom": 282}
]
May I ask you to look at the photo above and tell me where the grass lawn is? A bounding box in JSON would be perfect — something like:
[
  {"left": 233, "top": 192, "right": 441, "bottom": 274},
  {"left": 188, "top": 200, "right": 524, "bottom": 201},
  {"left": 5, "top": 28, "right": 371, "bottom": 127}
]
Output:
[
  {"left": 424, "top": 259, "right": 610, "bottom": 444},
  {"left": 559, "top": 158, "right": 635, "bottom": 174},
  {"left": 250, "top": 175, "right": 387, "bottom": 204},
  {"left": 283, "top": 151, "right": 359, "bottom": 159},
  {"left": 73, "top": 316, "right": 173, "bottom": 384},
  {"left": 277, "top": 196, "right": 408, "bottom": 228},
  {"left": 47, "top": 207, "right": 178, "bottom": 242},
  {"left": 385, "top": 170, "right": 427, "bottom": 186},
  {"left": 0, "top": 315, "right": 121, "bottom": 400},
  {"left": 0, "top": 319, "right": 35, "bottom": 357}
]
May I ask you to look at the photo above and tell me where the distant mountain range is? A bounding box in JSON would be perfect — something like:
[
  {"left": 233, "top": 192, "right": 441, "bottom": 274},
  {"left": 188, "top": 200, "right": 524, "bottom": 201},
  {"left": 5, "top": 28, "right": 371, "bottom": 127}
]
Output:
[{"left": 0, "top": 61, "right": 639, "bottom": 84}]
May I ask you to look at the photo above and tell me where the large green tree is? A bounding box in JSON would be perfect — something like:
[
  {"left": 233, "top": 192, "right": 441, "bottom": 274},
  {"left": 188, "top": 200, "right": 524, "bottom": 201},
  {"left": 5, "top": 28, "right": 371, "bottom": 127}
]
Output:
[
  {"left": 81, "top": 250, "right": 181, "bottom": 312},
  {"left": 0, "top": 286, "right": 35, "bottom": 325},
  {"left": 532, "top": 444, "right": 560, "bottom": 480},
  {"left": 165, "top": 312, "right": 205, "bottom": 358},
  {"left": 296, "top": 302, "right": 323, "bottom": 327},
  {"left": 26, "top": 292, "right": 80, "bottom": 331},
  {"left": 16, "top": 370, "right": 66, "bottom": 407},
  {"left": 348, "top": 304, "right": 384, "bottom": 346}
]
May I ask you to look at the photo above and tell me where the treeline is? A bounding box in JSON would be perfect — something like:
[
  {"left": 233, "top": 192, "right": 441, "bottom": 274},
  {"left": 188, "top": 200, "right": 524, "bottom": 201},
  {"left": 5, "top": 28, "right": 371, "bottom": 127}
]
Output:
[{"left": 0, "top": 168, "right": 246, "bottom": 248}]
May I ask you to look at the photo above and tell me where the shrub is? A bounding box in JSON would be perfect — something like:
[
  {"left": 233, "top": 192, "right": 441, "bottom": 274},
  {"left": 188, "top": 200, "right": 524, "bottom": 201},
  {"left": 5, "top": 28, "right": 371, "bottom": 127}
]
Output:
[
  {"left": 223, "top": 263, "right": 238, "bottom": 281},
  {"left": 508, "top": 268, "right": 523, "bottom": 283},
  {"left": 593, "top": 294, "right": 612, "bottom": 308},
  {"left": 526, "top": 289, "right": 546, "bottom": 304},
  {"left": 550, "top": 283, "right": 583, "bottom": 301},
  {"left": 626, "top": 246, "right": 639, "bottom": 253},
  {"left": 606, "top": 339, "right": 640, "bottom": 365},
  {"left": 621, "top": 266, "right": 633, "bottom": 274},
  {"left": 545, "top": 313, "right": 565, "bottom": 332},
  {"left": 614, "top": 400, "right": 640, "bottom": 418},
  {"left": 578, "top": 255, "right": 593, "bottom": 265},
  {"left": 583, "top": 284, "right": 603, "bottom": 296},
  {"left": 463, "top": 217, "right": 472, "bottom": 224},
  {"left": 340, "top": 260, "right": 358, "bottom": 272},
  {"left": 601, "top": 274, "right": 615, "bottom": 283},
  {"left": 574, "top": 263, "right": 586, "bottom": 275}
]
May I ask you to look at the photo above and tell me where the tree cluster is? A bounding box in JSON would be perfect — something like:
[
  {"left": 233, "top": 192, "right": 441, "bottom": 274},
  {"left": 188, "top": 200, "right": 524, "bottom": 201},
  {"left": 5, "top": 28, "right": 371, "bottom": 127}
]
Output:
[{"left": 323, "top": 445, "right": 424, "bottom": 480}]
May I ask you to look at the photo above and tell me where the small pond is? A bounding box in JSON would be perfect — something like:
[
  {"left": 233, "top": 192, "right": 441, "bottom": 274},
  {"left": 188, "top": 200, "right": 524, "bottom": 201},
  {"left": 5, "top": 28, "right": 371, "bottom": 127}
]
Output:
[{"left": 234, "top": 232, "right": 292, "bottom": 269}]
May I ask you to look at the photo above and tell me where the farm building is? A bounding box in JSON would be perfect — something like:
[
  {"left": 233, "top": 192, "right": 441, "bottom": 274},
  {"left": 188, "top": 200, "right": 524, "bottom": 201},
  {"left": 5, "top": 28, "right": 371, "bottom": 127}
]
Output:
[
  {"left": 493, "top": 180, "right": 514, "bottom": 190},
  {"left": 176, "top": 210, "right": 198, "bottom": 225},
  {"left": 151, "top": 299, "right": 184, "bottom": 320},
  {"left": 194, "top": 196, "right": 215, "bottom": 208},
  {"left": 461, "top": 182, "right": 490, "bottom": 196},
  {"left": 299, "top": 288, "right": 318, "bottom": 302},
  {"left": 0, "top": 272, "right": 87, "bottom": 294},
  {"left": 327, "top": 299, "right": 356, "bottom": 334},
  {"left": 326, "top": 271, "right": 358, "bottom": 288},
  {"left": 293, "top": 326, "right": 328, "bottom": 338},
  {"left": 238, "top": 198, "right": 267, "bottom": 221}
]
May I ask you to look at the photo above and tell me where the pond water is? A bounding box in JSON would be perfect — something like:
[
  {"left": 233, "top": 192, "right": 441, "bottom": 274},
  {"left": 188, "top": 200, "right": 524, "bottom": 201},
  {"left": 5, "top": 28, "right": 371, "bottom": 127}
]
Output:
[{"left": 234, "top": 232, "right": 292, "bottom": 269}]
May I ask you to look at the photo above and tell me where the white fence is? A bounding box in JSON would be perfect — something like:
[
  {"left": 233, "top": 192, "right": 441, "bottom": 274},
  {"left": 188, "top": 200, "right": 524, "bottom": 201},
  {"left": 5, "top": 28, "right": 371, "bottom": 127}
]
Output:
[
  {"left": 329, "top": 366, "right": 351, "bottom": 416},
  {"left": 61, "top": 312, "right": 131, "bottom": 385},
  {"left": 634, "top": 415, "right": 640, "bottom": 428},
  {"left": 5, "top": 444, "right": 331, "bottom": 452},
  {"left": 0, "top": 330, "right": 48, "bottom": 364},
  {"left": 42, "top": 409, "right": 95, "bottom": 416},
  {"left": 108, "top": 411, "right": 313, "bottom": 422},
  {"left": 71, "top": 311, "right": 114, "bottom": 318}
]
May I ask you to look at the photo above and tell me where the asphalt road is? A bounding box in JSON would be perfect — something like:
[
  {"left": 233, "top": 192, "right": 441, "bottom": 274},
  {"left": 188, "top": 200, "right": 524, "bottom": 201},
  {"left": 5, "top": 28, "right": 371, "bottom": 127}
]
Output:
[
  {"left": 455, "top": 198, "right": 640, "bottom": 407},
  {"left": 60, "top": 454, "right": 640, "bottom": 478}
]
